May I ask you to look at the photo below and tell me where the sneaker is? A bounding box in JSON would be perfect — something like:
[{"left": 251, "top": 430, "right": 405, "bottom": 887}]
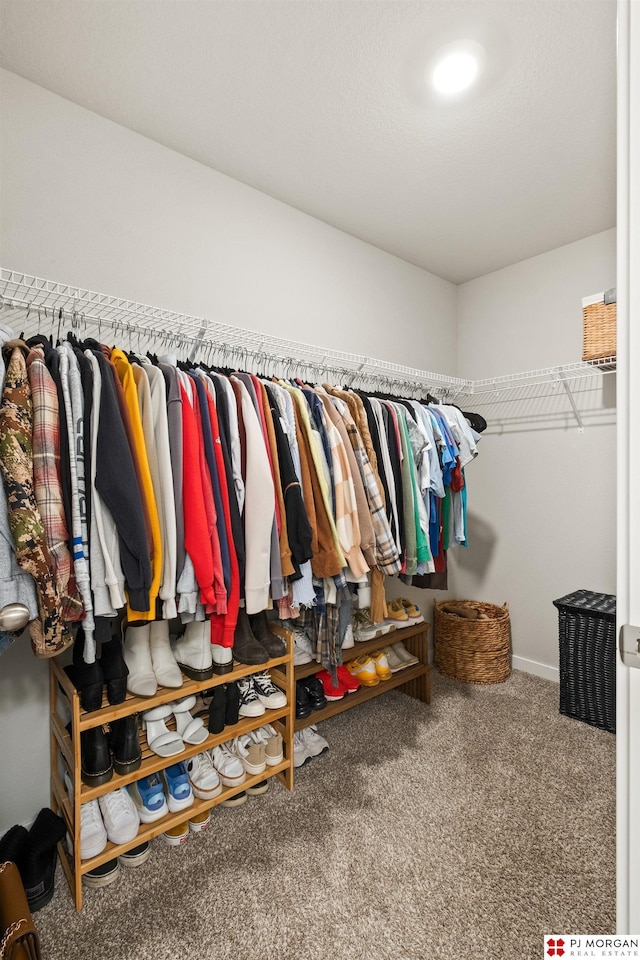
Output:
[
  {"left": 162, "top": 761, "right": 194, "bottom": 813},
  {"left": 127, "top": 773, "right": 168, "bottom": 823},
  {"left": 346, "top": 657, "right": 379, "bottom": 686},
  {"left": 336, "top": 663, "right": 360, "bottom": 693},
  {"left": 385, "top": 598, "right": 409, "bottom": 626},
  {"left": 229, "top": 735, "right": 266, "bottom": 775},
  {"left": 210, "top": 744, "right": 246, "bottom": 787},
  {"left": 353, "top": 609, "right": 395, "bottom": 642},
  {"left": 237, "top": 677, "right": 266, "bottom": 718},
  {"left": 372, "top": 651, "right": 392, "bottom": 681},
  {"left": 249, "top": 725, "right": 283, "bottom": 766},
  {"left": 220, "top": 791, "right": 247, "bottom": 807},
  {"left": 292, "top": 625, "right": 314, "bottom": 665},
  {"left": 382, "top": 644, "right": 406, "bottom": 673},
  {"left": 247, "top": 780, "right": 269, "bottom": 796},
  {"left": 118, "top": 842, "right": 151, "bottom": 868},
  {"left": 99, "top": 788, "right": 140, "bottom": 844},
  {"left": 293, "top": 731, "right": 312, "bottom": 768},
  {"left": 188, "top": 810, "right": 211, "bottom": 833},
  {"left": 252, "top": 671, "right": 287, "bottom": 709},
  {"left": 186, "top": 752, "right": 222, "bottom": 800},
  {"left": 398, "top": 598, "right": 424, "bottom": 624},
  {"left": 64, "top": 773, "right": 107, "bottom": 860},
  {"left": 161, "top": 822, "right": 189, "bottom": 847},
  {"left": 316, "top": 669, "right": 347, "bottom": 701},
  {"left": 391, "top": 640, "right": 419, "bottom": 667},
  {"left": 83, "top": 858, "right": 120, "bottom": 888},
  {"left": 341, "top": 624, "right": 355, "bottom": 650},
  {"left": 300, "top": 725, "right": 329, "bottom": 757}
]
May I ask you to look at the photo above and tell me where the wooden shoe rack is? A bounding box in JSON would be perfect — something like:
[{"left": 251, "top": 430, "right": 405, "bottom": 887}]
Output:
[
  {"left": 293, "top": 622, "right": 431, "bottom": 730},
  {"left": 49, "top": 639, "right": 295, "bottom": 910}
]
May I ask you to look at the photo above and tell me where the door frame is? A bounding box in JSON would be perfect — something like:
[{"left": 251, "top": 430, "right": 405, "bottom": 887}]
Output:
[{"left": 616, "top": 0, "right": 640, "bottom": 933}]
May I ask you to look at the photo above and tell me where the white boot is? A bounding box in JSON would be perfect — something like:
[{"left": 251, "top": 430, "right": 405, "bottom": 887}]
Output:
[
  {"left": 171, "top": 620, "right": 213, "bottom": 681},
  {"left": 212, "top": 643, "right": 233, "bottom": 675},
  {"left": 123, "top": 623, "right": 157, "bottom": 697},
  {"left": 150, "top": 620, "right": 183, "bottom": 688}
]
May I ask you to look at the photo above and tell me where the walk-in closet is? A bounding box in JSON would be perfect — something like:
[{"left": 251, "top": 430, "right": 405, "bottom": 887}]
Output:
[{"left": 1, "top": 2, "right": 638, "bottom": 959}]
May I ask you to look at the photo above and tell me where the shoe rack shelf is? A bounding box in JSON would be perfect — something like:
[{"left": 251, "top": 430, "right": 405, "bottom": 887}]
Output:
[
  {"left": 49, "top": 641, "right": 295, "bottom": 911},
  {"left": 294, "top": 622, "right": 431, "bottom": 732}
]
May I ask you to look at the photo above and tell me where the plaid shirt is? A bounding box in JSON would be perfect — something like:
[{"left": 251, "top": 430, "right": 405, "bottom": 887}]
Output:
[
  {"left": 324, "top": 389, "right": 401, "bottom": 576},
  {"left": 27, "top": 346, "right": 83, "bottom": 622}
]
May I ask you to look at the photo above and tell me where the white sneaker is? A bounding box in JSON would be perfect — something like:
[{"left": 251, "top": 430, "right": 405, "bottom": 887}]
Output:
[
  {"left": 341, "top": 624, "right": 355, "bottom": 650},
  {"left": 237, "top": 677, "right": 266, "bottom": 717},
  {"left": 300, "top": 725, "right": 329, "bottom": 758},
  {"left": 99, "top": 788, "right": 140, "bottom": 845},
  {"left": 229, "top": 735, "right": 266, "bottom": 775},
  {"left": 210, "top": 744, "right": 246, "bottom": 787},
  {"left": 293, "top": 731, "right": 312, "bottom": 768},
  {"left": 391, "top": 640, "right": 419, "bottom": 667},
  {"left": 292, "top": 625, "right": 314, "bottom": 665},
  {"left": 382, "top": 644, "right": 406, "bottom": 673},
  {"left": 64, "top": 772, "right": 108, "bottom": 860},
  {"left": 186, "top": 752, "right": 222, "bottom": 800},
  {"left": 252, "top": 671, "right": 287, "bottom": 709}
]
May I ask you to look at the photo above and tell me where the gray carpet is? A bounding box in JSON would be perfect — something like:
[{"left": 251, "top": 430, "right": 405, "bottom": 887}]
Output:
[{"left": 37, "top": 670, "right": 615, "bottom": 960}]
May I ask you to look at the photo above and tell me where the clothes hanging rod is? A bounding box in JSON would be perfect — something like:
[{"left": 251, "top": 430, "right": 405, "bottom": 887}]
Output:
[
  {"left": 0, "top": 268, "right": 469, "bottom": 398},
  {"left": 0, "top": 268, "right": 617, "bottom": 400}
]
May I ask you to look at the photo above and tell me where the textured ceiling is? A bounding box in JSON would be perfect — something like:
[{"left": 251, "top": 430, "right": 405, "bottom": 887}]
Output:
[{"left": 0, "top": 0, "right": 616, "bottom": 283}]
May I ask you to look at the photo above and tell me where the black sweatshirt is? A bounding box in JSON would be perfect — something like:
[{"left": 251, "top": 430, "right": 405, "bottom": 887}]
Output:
[{"left": 84, "top": 340, "right": 152, "bottom": 612}]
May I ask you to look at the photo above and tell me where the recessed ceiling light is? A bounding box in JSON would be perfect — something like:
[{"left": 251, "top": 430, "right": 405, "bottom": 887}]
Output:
[{"left": 428, "top": 40, "right": 486, "bottom": 97}]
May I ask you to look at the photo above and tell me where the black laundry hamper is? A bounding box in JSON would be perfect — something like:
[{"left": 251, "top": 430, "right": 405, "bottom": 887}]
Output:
[{"left": 553, "top": 589, "right": 616, "bottom": 733}]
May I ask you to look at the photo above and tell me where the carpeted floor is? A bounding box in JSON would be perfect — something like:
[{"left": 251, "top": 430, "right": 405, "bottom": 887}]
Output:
[{"left": 37, "top": 670, "right": 615, "bottom": 960}]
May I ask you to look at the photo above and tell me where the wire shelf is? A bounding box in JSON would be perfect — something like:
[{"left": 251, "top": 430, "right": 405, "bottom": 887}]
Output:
[
  {"left": 0, "top": 268, "right": 469, "bottom": 398},
  {"left": 0, "top": 268, "right": 617, "bottom": 407}
]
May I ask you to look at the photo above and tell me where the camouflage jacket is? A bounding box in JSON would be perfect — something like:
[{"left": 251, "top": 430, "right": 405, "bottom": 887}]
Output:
[{"left": 0, "top": 339, "right": 72, "bottom": 656}]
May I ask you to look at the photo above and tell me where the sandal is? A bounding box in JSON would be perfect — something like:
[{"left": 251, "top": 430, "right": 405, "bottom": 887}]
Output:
[
  {"left": 171, "top": 695, "right": 209, "bottom": 746},
  {"left": 142, "top": 704, "right": 185, "bottom": 757}
]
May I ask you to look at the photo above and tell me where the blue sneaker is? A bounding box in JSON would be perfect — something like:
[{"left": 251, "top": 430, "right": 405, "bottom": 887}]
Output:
[
  {"left": 162, "top": 762, "right": 194, "bottom": 813},
  {"left": 127, "top": 773, "right": 168, "bottom": 823}
]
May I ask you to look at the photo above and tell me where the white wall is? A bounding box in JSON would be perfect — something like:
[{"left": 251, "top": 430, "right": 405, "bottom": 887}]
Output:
[
  {"left": 0, "top": 70, "right": 457, "bottom": 833},
  {"left": 452, "top": 229, "right": 617, "bottom": 679}
]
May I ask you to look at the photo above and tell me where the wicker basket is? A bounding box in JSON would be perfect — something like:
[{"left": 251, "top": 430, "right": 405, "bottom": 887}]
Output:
[
  {"left": 582, "top": 292, "right": 616, "bottom": 363},
  {"left": 434, "top": 600, "right": 511, "bottom": 684},
  {"left": 553, "top": 589, "right": 616, "bottom": 733}
]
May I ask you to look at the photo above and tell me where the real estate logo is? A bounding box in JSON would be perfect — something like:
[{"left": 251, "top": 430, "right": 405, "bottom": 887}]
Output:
[
  {"left": 546, "top": 939, "right": 565, "bottom": 957},
  {"left": 544, "top": 935, "right": 640, "bottom": 958}
]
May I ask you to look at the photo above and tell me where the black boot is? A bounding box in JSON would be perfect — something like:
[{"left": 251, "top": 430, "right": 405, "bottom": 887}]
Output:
[
  {"left": 100, "top": 629, "right": 129, "bottom": 705},
  {"left": 81, "top": 725, "right": 113, "bottom": 787},
  {"left": 232, "top": 609, "right": 269, "bottom": 665},
  {"left": 0, "top": 824, "right": 28, "bottom": 874},
  {"left": 22, "top": 808, "right": 66, "bottom": 912},
  {"left": 110, "top": 716, "right": 141, "bottom": 775},
  {"left": 208, "top": 687, "right": 226, "bottom": 734},
  {"left": 64, "top": 627, "right": 104, "bottom": 712},
  {"left": 248, "top": 611, "right": 287, "bottom": 658},
  {"left": 225, "top": 682, "right": 240, "bottom": 726},
  {"left": 295, "top": 680, "right": 312, "bottom": 719}
]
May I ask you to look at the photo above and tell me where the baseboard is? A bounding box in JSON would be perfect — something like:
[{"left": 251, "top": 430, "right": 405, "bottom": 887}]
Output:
[{"left": 511, "top": 655, "right": 559, "bottom": 683}]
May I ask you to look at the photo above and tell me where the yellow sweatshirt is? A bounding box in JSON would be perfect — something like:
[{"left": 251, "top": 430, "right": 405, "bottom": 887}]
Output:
[{"left": 111, "top": 349, "right": 162, "bottom": 620}]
